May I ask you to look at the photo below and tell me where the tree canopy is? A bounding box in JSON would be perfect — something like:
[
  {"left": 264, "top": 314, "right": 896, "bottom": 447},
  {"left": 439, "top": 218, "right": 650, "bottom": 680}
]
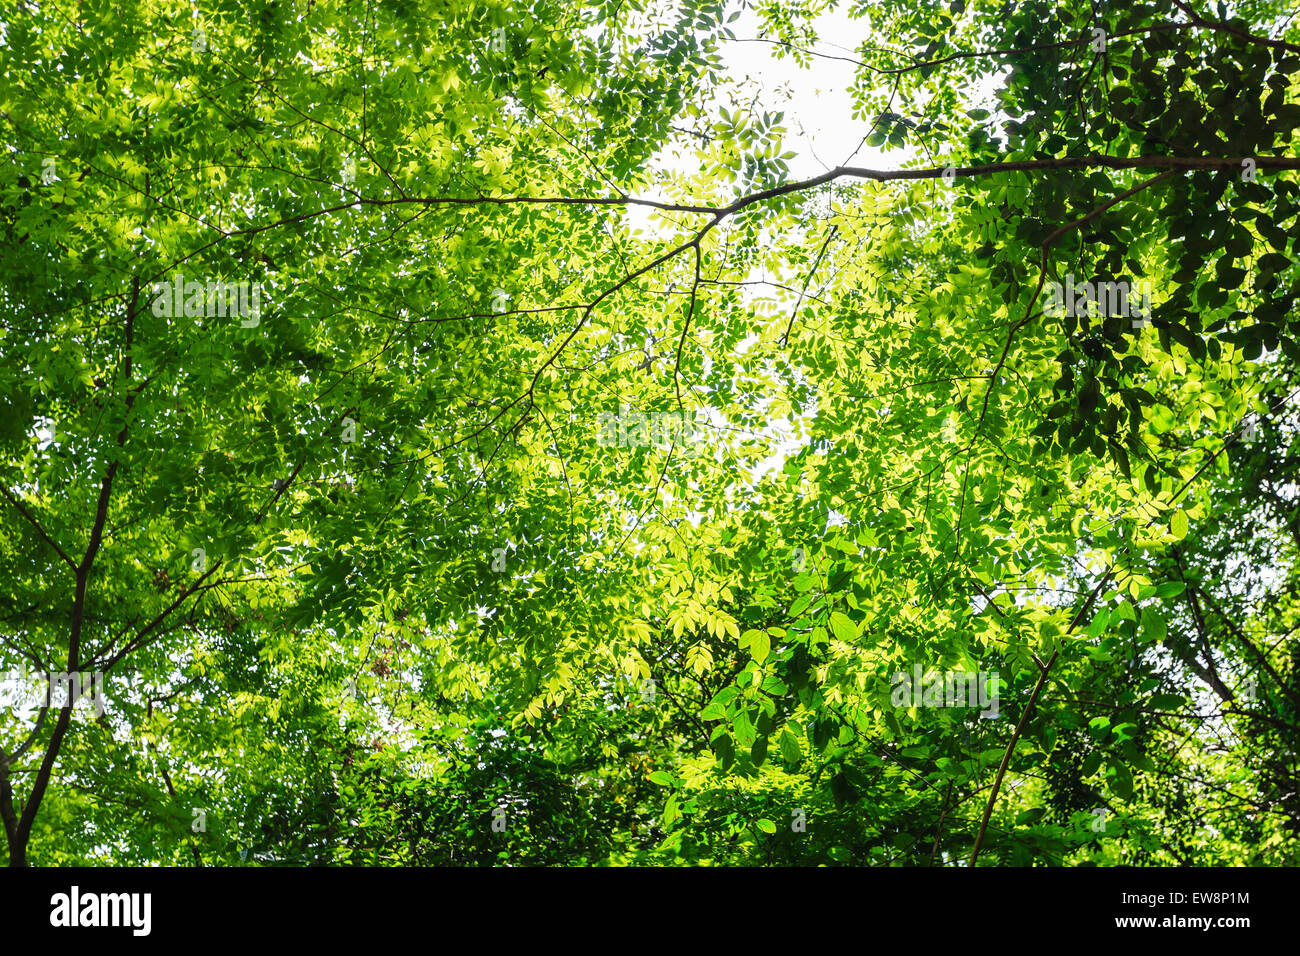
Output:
[{"left": 1, "top": 0, "right": 1299, "bottom": 866}]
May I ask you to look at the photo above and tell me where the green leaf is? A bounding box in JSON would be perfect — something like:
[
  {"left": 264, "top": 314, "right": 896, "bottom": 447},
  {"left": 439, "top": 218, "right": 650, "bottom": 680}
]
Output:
[
  {"left": 829, "top": 611, "right": 857, "bottom": 643},
  {"left": 779, "top": 728, "right": 802, "bottom": 764},
  {"left": 1140, "top": 607, "right": 1167, "bottom": 644},
  {"left": 1108, "top": 762, "right": 1134, "bottom": 800}
]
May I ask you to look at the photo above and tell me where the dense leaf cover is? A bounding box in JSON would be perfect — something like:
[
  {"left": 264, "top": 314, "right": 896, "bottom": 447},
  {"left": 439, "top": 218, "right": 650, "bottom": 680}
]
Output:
[{"left": 1, "top": 0, "right": 1298, "bottom": 866}]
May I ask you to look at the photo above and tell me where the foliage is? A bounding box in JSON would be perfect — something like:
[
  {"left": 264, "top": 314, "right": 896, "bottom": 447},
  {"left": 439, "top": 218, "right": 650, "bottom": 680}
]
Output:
[{"left": 1, "top": 0, "right": 1298, "bottom": 866}]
